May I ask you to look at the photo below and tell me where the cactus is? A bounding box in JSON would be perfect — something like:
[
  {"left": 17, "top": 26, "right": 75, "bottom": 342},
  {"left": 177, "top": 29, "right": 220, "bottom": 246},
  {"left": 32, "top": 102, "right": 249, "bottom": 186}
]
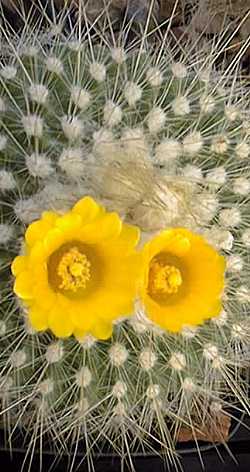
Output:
[{"left": 0, "top": 3, "right": 250, "bottom": 471}]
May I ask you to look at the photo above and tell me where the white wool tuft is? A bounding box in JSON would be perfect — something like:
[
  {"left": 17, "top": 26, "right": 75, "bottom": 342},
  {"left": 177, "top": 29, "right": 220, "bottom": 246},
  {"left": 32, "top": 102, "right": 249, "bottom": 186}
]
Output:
[
  {"left": 122, "top": 127, "right": 149, "bottom": 160},
  {"left": 71, "top": 86, "right": 91, "bottom": 110},
  {"left": 203, "top": 226, "right": 233, "bottom": 251},
  {"left": 203, "top": 344, "right": 219, "bottom": 361},
  {"left": 46, "top": 56, "right": 64, "bottom": 75},
  {"left": 236, "top": 286, "right": 250, "bottom": 304},
  {"left": 77, "top": 334, "right": 96, "bottom": 348},
  {"left": 0, "top": 224, "right": 14, "bottom": 244},
  {"left": 147, "top": 107, "right": 166, "bottom": 134},
  {"left": 139, "top": 348, "right": 157, "bottom": 370},
  {"left": 226, "top": 254, "right": 243, "bottom": 272},
  {"left": 22, "top": 114, "right": 44, "bottom": 138},
  {"left": 58, "top": 148, "right": 85, "bottom": 179},
  {"left": 45, "top": 342, "right": 64, "bottom": 364},
  {"left": 233, "top": 177, "right": 250, "bottom": 195},
  {"left": 172, "top": 96, "right": 190, "bottom": 116},
  {"left": 26, "top": 153, "right": 53, "bottom": 178},
  {"left": 182, "top": 164, "right": 203, "bottom": 181},
  {"left": 182, "top": 377, "right": 196, "bottom": 392},
  {"left": 231, "top": 324, "right": 244, "bottom": 340},
  {"left": 146, "top": 67, "right": 163, "bottom": 87},
  {"left": 199, "top": 94, "right": 215, "bottom": 113},
  {"left": 219, "top": 208, "right": 241, "bottom": 228},
  {"left": 89, "top": 62, "right": 106, "bottom": 82},
  {"left": 0, "top": 170, "right": 16, "bottom": 191},
  {"left": 124, "top": 82, "right": 142, "bottom": 107},
  {"left": 171, "top": 62, "right": 187, "bottom": 78},
  {"left": 193, "top": 193, "right": 219, "bottom": 223},
  {"left": 29, "top": 83, "right": 48, "bottom": 105},
  {"left": 224, "top": 105, "right": 239, "bottom": 122},
  {"left": 109, "top": 343, "right": 128, "bottom": 366},
  {"left": 146, "top": 384, "right": 160, "bottom": 399},
  {"left": 112, "top": 381, "right": 127, "bottom": 399},
  {"left": 61, "top": 116, "right": 84, "bottom": 141},
  {"left": 93, "top": 128, "right": 118, "bottom": 161},
  {"left": 206, "top": 166, "right": 227, "bottom": 186},
  {"left": 169, "top": 352, "right": 186, "bottom": 371},
  {"left": 1, "top": 65, "right": 17, "bottom": 80},
  {"left": 75, "top": 367, "right": 92, "bottom": 387},
  {"left": 235, "top": 142, "right": 249, "bottom": 159},
  {"left": 155, "top": 138, "right": 181, "bottom": 164},
  {"left": 111, "top": 47, "right": 127, "bottom": 64},
  {"left": 211, "top": 135, "right": 229, "bottom": 154},
  {"left": 242, "top": 229, "right": 250, "bottom": 247},
  {"left": 103, "top": 100, "right": 122, "bottom": 127},
  {"left": 211, "top": 310, "right": 228, "bottom": 326},
  {"left": 39, "top": 379, "right": 54, "bottom": 395},
  {"left": 10, "top": 350, "right": 27, "bottom": 368},
  {"left": 182, "top": 131, "right": 203, "bottom": 155}
]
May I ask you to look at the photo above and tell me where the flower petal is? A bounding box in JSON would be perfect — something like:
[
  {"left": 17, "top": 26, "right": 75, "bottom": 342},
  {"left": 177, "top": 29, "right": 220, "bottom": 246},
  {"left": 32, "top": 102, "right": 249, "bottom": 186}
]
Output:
[
  {"left": 73, "top": 327, "right": 87, "bottom": 340},
  {"left": 56, "top": 212, "right": 82, "bottom": 232},
  {"left": 90, "top": 320, "right": 113, "bottom": 340},
  {"left": 25, "top": 219, "right": 53, "bottom": 247},
  {"left": 48, "top": 307, "right": 74, "bottom": 338},
  {"left": 43, "top": 228, "right": 64, "bottom": 255},
  {"left": 73, "top": 196, "right": 104, "bottom": 222},
  {"left": 29, "top": 306, "right": 49, "bottom": 331},
  {"left": 14, "top": 271, "right": 34, "bottom": 299},
  {"left": 11, "top": 255, "right": 28, "bottom": 276},
  {"left": 146, "top": 229, "right": 191, "bottom": 259},
  {"left": 32, "top": 285, "right": 56, "bottom": 310},
  {"left": 112, "top": 223, "right": 140, "bottom": 254},
  {"left": 78, "top": 212, "right": 122, "bottom": 243}
]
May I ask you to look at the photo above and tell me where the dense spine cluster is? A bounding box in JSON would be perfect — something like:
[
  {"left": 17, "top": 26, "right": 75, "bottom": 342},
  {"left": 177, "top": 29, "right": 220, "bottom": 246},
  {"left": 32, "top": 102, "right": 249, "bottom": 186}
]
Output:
[{"left": 0, "top": 5, "right": 250, "bottom": 471}]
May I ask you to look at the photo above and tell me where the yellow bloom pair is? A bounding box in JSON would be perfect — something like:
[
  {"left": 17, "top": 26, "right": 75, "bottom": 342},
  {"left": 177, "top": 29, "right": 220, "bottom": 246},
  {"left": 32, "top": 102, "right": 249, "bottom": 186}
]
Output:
[{"left": 12, "top": 196, "right": 225, "bottom": 339}]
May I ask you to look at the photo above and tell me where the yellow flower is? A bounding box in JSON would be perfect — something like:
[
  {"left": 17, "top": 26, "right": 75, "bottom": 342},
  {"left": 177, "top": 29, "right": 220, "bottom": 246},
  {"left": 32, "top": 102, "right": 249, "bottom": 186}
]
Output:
[
  {"left": 139, "top": 228, "right": 225, "bottom": 332},
  {"left": 12, "top": 197, "right": 140, "bottom": 339}
]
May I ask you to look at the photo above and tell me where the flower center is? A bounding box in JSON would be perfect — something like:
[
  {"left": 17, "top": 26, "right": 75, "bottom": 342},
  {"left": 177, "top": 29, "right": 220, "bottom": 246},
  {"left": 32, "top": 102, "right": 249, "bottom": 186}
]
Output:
[
  {"left": 148, "top": 261, "right": 182, "bottom": 296},
  {"left": 57, "top": 247, "right": 91, "bottom": 292}
]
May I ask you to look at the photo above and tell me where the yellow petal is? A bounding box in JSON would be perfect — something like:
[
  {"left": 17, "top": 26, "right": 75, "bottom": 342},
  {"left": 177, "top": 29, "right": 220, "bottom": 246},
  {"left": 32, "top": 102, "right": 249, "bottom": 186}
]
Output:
[
  {"left": 33, "top": 285, "right": 56, "bottom": 310},
  {"left": 79, "top": 212, "right": 122, "bottom": 243},
  {"left": 90, "top": 320, "right": 113, "bottom": 340},
  {"left": 29, "top": 306, "right": 49, "bottom": 331},
  {"left": 29, "top": 241, "right": 47, "bottom": 264},
  {"left": 73, "top": 327, "right": 87, "bottom": 340},
  {"left": 25, "top": 219, "right": 53, "bottom": 247},
  {"left": 71, "top": 302, "right": 99, "bottom": 331},
  {"left": 41, "top": 211, "right": 59, "bottom": 224},
  {"left": 43, "top": 228, "right": 64, "bottom": 255},
  {"left": 147, "top": 229, "right": 191, "bottom": 259},
  {"left": 14, "top": 271, "right": 34, "bottom": 299},
  {"left": 56, "top": 212, "right": 82, "bottom": 231},
  {"left": 103, "top": 257, "right": 141, "bottom": 306},
  {"left": 48, "top": 308, "right": 74, "bottom": 338},
  {"left": 11, "top": 255, "right": 28, "bottom": 276},
  {"left": 113, "top": 223, "right": 140, "bottom": 254},
  {"left": 73, "top": 196, "right": 103, "bottom": 222}
]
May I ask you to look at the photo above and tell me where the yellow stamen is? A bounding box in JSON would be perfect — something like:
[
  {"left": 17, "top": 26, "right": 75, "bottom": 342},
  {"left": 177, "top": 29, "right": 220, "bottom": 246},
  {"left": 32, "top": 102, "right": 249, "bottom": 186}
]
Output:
[
  {"left": 57, "top": 247, "right": 91, "bottom": 292},
  {"left": 148, "top": 261, "right": 182, "bottom": 296}
]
